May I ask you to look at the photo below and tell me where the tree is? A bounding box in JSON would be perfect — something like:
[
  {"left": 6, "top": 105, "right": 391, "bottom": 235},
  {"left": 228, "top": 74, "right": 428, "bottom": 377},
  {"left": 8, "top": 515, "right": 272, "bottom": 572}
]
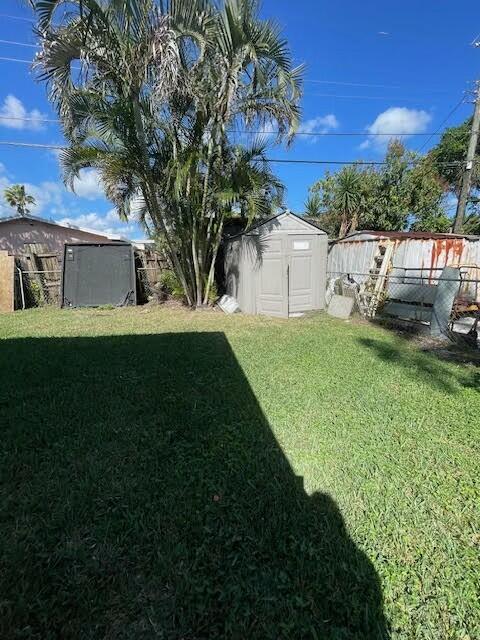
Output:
[
  {"left": 463, "top": 211, "right": 480, "bottom": 235},
  {"left": 308, "top": 141, "right": 447, "bottom": 236},
  {"left": 33, "top": 0, "right": 302, "bottom": 307},
  {"left": 309, "top": 165, "right": 378, "bottom": 237},
  {"left": 407, "top": 158, "right": 450, "bottom": 232},
  {"left": 3, "top": 184, "right": 36, "bottom": 217},
  {"left": 429, "top": 118, "right": 480, "bottom": 197},
  {"left": 304, "top": 192, "right": 322, "bottom": 217}
]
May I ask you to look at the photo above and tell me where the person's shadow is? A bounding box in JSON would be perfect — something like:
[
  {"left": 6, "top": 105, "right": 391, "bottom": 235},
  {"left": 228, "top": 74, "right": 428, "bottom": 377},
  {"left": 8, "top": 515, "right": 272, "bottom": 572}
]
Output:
[{"left": 0, "top": 331, "right": 389, "bottom": 638}]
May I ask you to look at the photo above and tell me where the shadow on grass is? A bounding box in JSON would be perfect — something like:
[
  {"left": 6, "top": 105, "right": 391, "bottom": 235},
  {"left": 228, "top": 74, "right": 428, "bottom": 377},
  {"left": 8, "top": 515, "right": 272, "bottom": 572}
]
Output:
[
  {"left": 358, "top": 337, "right": 479, "bottom": 394},
  {"left": 1, "top": 333, "right": 389, "bottom": 639},
  {"left": 373, "top": 317, "right": 480, "bottom": 367}
]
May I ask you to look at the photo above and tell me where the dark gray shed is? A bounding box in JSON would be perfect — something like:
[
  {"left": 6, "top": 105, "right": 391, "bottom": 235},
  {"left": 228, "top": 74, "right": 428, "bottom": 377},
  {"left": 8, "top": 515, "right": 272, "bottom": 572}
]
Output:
[
  {"left": 224, "top": 212, "right": 328, "bottom": 317},
  {"left": 62, "top": 242, "right": 136, "bottom": 308}
]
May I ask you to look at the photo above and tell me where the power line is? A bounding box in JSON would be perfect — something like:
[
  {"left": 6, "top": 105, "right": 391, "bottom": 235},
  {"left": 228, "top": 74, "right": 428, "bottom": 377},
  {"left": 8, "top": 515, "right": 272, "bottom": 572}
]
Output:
[
  {"left": 0, "top": 141, "right": 65, "bottom": 150},
  {"left": 305, "top": 80, "right": 402, "bottom": 89},
  {"left": 0, "top": 48, "right": 459, "bottom": 101},
  {"left": 0, "top": 13, "right": 34, "bottom": 23},
  {"left": 417, "top": 97, "right": 466, "bottom": 152},
  {"left": 0, "top": 56, "right": 32, "bottom": 64},
  {"left": 0, "top": 114, "right": 444, "bottom": 137},
  {"left": 310, "top": 92, "right": 431, "bottom": 101},
  {"left": 230, "top": 128, "right": 441, "bottom": 137},
  {"left": 267, "top": 158, "right": 465, "bottom": 167},
  {"left": 0, "top": 140, "right": 467, "bottom": 166},
  {"left": 0, "top": 116, "right": 60, "bottom": 124},
  {"left": 0, "top": 54, "right": 448, "bottom": 100},
  {"left": 0, "top": 39, "right": 38, "bottom": 48}
]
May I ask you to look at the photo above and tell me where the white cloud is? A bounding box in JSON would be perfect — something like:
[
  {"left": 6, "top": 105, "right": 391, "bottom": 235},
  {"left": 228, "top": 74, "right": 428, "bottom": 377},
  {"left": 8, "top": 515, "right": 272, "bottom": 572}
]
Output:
[
  {"left": 297, "top": 114, "right": 339, "bottom": 143},
  {"left": 360, "top": 107, "right": 431, "bottom": 151},
  {"left": 57, "top": 210, "right": 138, "bottom": 239},
  {"left": 70, "top": 169, "right": 105, "bottom": 200},
  {"left": 0, "top": 95, "right": 46, "bottom": 130}
]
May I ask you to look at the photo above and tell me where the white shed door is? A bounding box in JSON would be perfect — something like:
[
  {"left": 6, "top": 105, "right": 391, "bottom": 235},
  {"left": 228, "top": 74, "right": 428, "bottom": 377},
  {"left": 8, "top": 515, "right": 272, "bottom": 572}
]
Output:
[
  {"left": 256, "top": 237, "right": 288, "bottom": 317},
  {"left": 288, "top": 235, "right": 314, "bottom": 314}
]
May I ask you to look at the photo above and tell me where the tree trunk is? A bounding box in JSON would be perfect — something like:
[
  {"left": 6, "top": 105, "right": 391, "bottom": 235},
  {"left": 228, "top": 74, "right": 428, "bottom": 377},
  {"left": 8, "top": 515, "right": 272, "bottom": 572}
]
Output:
[
  {"left": 191, "top": 224, "right": 203, "bottom": 307},
  {"left": 202, "top": 219, "right": 224, "bottom": 305},
  {"left": 132, "top": 96, "right": 193, "bottom": 306},
  {"left": 339, "top": 214, "right": 349, "bottom": 238}
]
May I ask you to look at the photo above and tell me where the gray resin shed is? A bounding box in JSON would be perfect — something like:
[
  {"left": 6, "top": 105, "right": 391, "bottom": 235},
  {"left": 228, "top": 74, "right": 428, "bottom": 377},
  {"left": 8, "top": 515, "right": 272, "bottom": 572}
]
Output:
[{"left": 224, "top": 212, "right": 328, "bottom": 317}]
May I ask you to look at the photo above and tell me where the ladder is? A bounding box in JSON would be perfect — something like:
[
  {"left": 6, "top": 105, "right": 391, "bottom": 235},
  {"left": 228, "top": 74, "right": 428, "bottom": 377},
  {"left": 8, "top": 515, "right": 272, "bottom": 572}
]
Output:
[{"left": 359, "top": 241, "right": 394, "bottom": 318}]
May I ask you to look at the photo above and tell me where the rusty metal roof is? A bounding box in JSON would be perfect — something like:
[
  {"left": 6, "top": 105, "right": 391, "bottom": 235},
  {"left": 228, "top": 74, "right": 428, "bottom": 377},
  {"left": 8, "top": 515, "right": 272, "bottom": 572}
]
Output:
[{"left": 336, "top": 230, "right": 480, "bottom": 242}]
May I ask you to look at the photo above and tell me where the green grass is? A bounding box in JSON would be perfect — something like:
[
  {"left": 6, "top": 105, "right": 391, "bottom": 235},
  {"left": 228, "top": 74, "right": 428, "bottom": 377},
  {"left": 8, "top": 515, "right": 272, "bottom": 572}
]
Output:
[{"left": 0, "top": 307, "right": 478, "bottom": 639}]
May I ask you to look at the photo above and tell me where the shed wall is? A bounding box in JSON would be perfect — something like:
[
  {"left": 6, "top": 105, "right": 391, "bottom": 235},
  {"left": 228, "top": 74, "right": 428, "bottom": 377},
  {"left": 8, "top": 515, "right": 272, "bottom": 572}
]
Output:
[
  {"left": 328, "top": 235, "right": 480, "bottom": 301},
  {"left": 328, "top": 236, "right": 480, "bottom": 277},
  {"left": 225, "top": 213, "right": 328, "bottom": 315},
  {"left": 62, "top": 244, "right": 136, "bottom": 307}
]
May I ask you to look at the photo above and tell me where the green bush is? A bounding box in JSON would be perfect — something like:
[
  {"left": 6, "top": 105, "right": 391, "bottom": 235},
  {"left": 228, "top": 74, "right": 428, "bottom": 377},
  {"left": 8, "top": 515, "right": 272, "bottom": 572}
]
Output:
[
  {"left": 28, "top": 280, "right": 43, "bottom": 307},
  {"left": 159, "top": 270, "right": 185, "bottom": 301},
  {"left": 159, "top": 270, "right": 218, "bottom": 305},
  {"left": 206, "top": 280, "right": 218, "bottom": 305}
]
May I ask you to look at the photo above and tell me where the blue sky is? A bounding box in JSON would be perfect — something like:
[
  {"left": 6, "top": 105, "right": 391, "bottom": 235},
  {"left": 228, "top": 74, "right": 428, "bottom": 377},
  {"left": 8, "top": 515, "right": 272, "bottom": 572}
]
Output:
[{"left": 0, "top": 0, "right": 478, "bottom": 238}]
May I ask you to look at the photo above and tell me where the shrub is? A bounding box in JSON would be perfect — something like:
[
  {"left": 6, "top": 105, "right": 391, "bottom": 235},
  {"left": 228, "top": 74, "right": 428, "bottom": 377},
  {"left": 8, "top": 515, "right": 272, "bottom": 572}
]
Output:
[
  {"left": 206, "top": 280, "right": 218, "bottom": 305},
  {"left": 159, "top": 270, "right": 185, "bottom": 301}
]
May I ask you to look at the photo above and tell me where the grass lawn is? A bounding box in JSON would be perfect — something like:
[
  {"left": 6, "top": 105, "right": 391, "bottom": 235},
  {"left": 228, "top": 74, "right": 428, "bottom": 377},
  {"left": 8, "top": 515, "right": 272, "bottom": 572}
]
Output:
[{"left": 0, "top": 306, "right": 478, "bottom": 639}]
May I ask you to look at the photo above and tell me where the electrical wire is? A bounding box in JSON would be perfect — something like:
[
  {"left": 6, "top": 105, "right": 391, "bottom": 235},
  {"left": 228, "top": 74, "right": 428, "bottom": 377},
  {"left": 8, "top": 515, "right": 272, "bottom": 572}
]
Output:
[
  {"left": 0, "top": 44, "right": 461, "bottom": 100},
  {"left": 417, "top": 97, "right": 466, "bottom": 152},
  {"left": 0, "top": 115, "right": 443, "bottom": 137},
  {"left": 304, "top": 80, "right": 402, "bottom": 89},
  {"left": 267, "top": 158, "right": 465, "bottom": 167},
  {"left": 0, "top": 116, "right": 60, "bottom": 124},
  {"left": 0, "top": 140, "right": 468, "bottom": 166},
  {"left": 0, "top": 39, "right": 38, "bottom": 48},
  {"left": 0, "top": 13, "right": 34, "bottom": 23},
  {"left": 0, "top": 56, "right": 33, "bottom": 64}
]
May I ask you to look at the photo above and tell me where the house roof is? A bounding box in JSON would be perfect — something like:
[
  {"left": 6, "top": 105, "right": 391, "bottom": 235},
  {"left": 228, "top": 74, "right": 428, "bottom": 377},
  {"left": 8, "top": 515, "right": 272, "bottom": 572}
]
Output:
[
  {"left": 0, "top": 213, "right": 126, "bottom": 241},
  {"left": 227, "top": 211, "right": 328, "bottom": 239}
]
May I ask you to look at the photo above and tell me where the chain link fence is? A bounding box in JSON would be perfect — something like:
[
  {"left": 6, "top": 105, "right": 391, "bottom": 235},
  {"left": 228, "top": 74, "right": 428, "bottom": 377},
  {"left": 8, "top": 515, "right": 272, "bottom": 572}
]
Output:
[
  {"left": 14, "top": 266, "right": 167, "bottom": 309},
  {"left": 15, "top": 269, "right": 62, "bottom": 309},
  {"left": 327, "top": 269, "right": 480, "bottom": 346},
  {"left": 136, "top": 266, "right": 163, "bottom": 303}
]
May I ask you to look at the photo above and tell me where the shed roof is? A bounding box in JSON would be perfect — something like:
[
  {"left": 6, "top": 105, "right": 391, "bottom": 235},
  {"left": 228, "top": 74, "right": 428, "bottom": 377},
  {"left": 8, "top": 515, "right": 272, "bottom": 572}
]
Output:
[{"left": 227, "top": 211, "right": 328, "bottom": 240}]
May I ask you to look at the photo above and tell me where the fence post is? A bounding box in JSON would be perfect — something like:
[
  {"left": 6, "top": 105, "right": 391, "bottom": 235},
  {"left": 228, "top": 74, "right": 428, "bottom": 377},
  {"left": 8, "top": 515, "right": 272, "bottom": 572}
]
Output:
[{"left": 17, "top": 268, "right": 25, "bottom": 310}]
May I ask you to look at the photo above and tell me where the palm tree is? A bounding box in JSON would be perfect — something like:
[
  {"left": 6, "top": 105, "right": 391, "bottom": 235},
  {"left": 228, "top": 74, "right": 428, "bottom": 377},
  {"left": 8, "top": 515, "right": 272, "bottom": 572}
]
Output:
[
  {"left": 33, "top": 0, "right": 302, "bottom": 306},
  {"left": 3, "top": 184, "right": 36, "bottom": 217}
]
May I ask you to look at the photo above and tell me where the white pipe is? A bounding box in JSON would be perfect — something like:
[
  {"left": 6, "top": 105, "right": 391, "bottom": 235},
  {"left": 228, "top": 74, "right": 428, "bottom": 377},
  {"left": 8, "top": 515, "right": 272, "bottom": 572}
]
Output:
[{"left": 17, "top": 267, "right": 25, "bottom": 310}]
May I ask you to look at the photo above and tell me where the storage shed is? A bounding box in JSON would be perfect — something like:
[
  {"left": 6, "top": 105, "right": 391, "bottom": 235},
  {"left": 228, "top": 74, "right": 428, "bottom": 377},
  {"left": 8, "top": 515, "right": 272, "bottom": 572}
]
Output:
[
  {"left": 224, "top": 212, "right": 328, "bottom": 317},
  {"left": 62, "top": 242, "right": 136, "bottom": 308}
]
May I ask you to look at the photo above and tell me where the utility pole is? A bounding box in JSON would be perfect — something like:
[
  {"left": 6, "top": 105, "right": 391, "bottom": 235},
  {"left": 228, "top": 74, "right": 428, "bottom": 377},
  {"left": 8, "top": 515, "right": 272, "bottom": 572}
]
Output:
[{"left": 454, "top": 80, "right": 480, "bottom": 233}]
